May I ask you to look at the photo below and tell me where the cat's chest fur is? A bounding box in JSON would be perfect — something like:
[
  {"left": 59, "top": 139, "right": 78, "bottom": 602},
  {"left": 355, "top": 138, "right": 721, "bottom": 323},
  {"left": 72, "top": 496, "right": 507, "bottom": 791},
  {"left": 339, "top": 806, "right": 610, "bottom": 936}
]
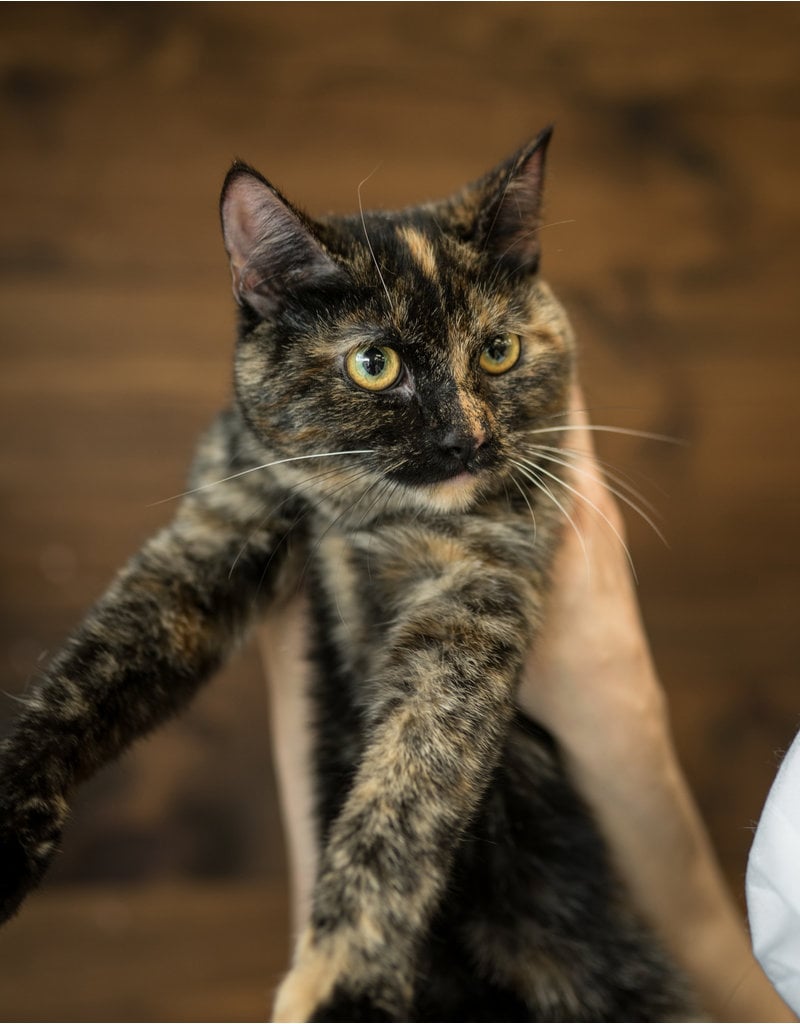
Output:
[{"left": 300, "top": 493, "right": 561, "bottom": 721}]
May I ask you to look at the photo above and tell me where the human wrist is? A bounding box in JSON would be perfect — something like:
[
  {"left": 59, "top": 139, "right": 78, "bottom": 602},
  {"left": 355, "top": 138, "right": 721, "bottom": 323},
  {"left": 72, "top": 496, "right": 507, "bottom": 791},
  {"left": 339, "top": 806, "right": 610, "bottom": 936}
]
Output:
[{"left": 541, "top": 644, "right": 669, "bottom": 780}]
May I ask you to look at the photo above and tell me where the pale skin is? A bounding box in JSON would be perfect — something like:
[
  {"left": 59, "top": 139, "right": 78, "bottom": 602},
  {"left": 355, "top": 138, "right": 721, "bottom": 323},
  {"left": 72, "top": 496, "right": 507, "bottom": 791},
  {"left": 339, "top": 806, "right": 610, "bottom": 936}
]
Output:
[{"left": 258, "top": 386, "right": 795, "bottom": 1022}]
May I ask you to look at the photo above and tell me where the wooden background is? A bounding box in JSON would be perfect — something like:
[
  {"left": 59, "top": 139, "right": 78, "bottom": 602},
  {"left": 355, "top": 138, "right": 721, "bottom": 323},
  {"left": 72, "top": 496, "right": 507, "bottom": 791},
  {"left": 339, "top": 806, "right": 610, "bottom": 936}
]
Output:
[{"left": 0, "top": 3, "right": 798, "bottom": 1020}]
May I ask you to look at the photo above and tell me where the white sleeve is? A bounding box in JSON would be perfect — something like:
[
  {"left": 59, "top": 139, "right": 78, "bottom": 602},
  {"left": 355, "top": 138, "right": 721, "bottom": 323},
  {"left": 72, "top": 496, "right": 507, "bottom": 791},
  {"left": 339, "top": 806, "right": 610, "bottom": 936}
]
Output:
[{"left": 746, "top": 730, "right": 800, "bottom": 1016}]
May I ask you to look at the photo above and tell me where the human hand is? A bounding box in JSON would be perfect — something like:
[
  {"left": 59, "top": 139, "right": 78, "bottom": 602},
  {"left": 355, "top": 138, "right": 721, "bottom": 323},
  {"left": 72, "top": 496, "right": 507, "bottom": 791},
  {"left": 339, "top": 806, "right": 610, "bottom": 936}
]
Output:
[
  {"left": 518, "top": 385, "right": 795, "bottom": 1022},
  {"left": 518, "top": 384, "right": 668, "bottom": 771}
]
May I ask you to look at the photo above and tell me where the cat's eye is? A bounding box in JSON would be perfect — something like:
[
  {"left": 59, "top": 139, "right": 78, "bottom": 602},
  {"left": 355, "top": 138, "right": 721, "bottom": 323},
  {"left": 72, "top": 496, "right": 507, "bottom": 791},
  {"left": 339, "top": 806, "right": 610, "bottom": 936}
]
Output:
[
  {"left": 345, "top": 345, "right": 402, "bottom": 392},
  {"left": 480, "top": 333, "right": 522, "bottom": 375}
]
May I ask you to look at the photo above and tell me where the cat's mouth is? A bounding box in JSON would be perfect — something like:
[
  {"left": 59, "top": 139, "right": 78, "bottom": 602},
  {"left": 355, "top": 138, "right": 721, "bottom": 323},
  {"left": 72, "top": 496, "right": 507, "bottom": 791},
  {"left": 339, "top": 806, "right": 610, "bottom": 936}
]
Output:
[
  {"left": 432, "top": 467, "right": 481, "bottom": 488},
  {"left": 379, "top": 436, "right": 502, "bottom": 510},
  {"left": 396, "top": 457, "right": 499, "bottom": 513},
  {"left": 389, "top": 438, "right": 500, "bottom": 489},
  {"left": 388, "top": 461, "right": 487, "bottom": 493}
]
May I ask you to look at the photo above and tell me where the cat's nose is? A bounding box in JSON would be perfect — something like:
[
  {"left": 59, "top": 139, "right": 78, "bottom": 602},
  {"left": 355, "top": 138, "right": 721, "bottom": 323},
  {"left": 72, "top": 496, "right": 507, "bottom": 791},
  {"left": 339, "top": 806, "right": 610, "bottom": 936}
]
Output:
[{"left": 439, "top": 428, "right": 486, "bottom": 467}]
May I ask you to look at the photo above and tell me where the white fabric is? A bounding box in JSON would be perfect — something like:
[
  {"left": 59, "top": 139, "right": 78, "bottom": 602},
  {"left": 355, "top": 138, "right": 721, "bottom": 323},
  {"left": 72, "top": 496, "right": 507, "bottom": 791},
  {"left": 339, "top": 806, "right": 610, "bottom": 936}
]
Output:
[{"left": 746, "top": 730, "right": 800, "bottom": 1015}]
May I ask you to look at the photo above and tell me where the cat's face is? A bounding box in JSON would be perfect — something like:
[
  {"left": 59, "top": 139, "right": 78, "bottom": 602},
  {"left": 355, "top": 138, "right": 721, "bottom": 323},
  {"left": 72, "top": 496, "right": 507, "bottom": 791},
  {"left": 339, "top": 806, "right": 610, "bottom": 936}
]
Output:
[{"left": 221, "top": 131, "right": 574, "bottom": 517}]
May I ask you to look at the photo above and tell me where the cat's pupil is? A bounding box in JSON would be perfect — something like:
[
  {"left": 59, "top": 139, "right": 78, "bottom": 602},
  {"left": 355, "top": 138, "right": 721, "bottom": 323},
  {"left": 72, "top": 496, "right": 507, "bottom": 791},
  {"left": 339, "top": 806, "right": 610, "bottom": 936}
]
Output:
[
  {"left": 359, "top": 347, "right": 387, "bottom": 377},
  {"left": 486, "top": 337, "right": 508, "bottom": 363}
]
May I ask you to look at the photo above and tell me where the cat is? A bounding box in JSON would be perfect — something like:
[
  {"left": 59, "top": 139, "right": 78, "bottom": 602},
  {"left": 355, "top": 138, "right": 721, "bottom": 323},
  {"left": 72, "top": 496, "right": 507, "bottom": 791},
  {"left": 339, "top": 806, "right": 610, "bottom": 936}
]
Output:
[{"left": 0, "top": 129, "right": 695, "bottom": 1021}]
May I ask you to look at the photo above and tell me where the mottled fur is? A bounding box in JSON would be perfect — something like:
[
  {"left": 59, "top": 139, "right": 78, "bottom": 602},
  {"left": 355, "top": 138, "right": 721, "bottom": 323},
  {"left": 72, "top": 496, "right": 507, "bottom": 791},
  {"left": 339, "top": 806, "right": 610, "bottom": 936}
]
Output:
[{"left": 0, "top": 132, "right": 695, "bottom": 1020}]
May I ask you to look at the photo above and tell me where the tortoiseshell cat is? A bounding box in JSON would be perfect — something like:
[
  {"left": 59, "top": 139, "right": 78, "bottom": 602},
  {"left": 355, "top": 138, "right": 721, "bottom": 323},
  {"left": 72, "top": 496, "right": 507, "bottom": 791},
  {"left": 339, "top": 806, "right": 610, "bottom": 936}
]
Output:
[{"left": 0, "top": 131, "right": 695, "bottom": 1021}]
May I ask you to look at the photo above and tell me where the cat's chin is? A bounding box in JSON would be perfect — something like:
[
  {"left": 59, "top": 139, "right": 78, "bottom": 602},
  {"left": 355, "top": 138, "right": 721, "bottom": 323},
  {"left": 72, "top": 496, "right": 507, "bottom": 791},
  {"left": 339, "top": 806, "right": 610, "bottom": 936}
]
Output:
[{"left": 421, "top": 472, "right": 483, "bottom": 513}]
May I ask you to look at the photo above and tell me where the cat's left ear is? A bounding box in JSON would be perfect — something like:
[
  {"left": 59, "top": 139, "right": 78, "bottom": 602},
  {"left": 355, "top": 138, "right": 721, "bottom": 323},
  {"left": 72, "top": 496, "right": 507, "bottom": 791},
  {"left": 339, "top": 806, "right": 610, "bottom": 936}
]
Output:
[
  {"left": 465, "top": 126, "right": 553, "bottom": 276},
  {"left": 220, "top": 163, "right": 344, "bottom": 318}
]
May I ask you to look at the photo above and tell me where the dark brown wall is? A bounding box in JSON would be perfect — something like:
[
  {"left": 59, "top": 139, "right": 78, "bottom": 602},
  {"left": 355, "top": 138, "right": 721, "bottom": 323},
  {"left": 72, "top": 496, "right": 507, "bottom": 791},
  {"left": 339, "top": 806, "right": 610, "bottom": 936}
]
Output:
[{"left": 0, "top": 3, "right": 798, "bottom": 1019}]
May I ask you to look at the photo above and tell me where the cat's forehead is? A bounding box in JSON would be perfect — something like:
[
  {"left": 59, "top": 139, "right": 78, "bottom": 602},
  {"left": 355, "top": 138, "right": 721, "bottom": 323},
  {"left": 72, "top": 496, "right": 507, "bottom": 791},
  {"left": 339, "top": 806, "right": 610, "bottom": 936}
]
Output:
[
  {"left": 349, "top": 208, "right": 480, "bottom": 279},
  {"left": 395, "top": 224, "right": 441, "bottom": 281},
  {"left": 330, "top": 210, "right": 523, "bottom": 344}
]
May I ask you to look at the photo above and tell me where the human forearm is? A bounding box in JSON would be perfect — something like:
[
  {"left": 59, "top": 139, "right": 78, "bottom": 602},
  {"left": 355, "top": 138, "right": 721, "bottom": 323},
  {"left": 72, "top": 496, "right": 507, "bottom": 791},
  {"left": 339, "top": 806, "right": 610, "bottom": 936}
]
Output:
[{"left": 559, "top": 690, "right": 795, "bottom": 1022}]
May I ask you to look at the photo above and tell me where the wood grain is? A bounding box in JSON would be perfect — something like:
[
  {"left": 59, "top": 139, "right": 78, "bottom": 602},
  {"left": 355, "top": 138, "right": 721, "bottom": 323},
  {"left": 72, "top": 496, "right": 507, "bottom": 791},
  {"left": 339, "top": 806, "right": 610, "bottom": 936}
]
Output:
[{"left": 1, "top": 3, "right": 798, "bottom": 1018}]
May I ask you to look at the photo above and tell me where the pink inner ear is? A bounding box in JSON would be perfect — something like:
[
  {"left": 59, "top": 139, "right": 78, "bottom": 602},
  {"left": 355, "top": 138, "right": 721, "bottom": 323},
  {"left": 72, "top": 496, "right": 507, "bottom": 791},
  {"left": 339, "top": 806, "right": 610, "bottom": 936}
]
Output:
[
  {"left": 221, "top": 173, "right": 305, "bottom": 307},
  {"left": 222, "top": 175, "right": 274, "bottom": 273},
  {"left": 220, "top": 167, "right": 344, "bottom": 316}
]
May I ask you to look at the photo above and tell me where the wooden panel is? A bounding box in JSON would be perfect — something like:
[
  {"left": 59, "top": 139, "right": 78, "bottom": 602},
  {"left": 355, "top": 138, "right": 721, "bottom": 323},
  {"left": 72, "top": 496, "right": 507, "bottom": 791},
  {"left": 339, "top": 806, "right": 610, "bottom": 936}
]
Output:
[{"left": 0, "top": 882, "right": 289, "bottom": 1022}]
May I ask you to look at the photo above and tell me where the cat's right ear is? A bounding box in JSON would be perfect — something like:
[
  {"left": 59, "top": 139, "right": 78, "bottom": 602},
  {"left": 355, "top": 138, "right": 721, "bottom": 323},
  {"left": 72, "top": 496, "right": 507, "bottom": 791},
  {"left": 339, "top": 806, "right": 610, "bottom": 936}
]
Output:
[{"left": 220, "top": 163, "right": 344, "bottom": 318}]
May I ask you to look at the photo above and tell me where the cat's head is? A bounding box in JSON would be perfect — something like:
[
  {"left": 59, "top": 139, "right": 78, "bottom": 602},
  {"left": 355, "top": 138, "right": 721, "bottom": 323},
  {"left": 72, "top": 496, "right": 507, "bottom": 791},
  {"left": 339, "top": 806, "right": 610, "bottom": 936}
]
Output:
[{"left": 220, "top": 129, "right": 574, "bottom": 517}]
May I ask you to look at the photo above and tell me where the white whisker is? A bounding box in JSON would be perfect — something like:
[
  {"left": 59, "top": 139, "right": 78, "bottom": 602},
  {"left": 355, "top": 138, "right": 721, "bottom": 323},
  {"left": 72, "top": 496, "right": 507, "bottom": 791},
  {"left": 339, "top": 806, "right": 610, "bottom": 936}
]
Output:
[
  {"left": 298, "top": 473, "right": 389, "bottom": 588},
  {"left": 509, "top": 459, "right": 589, "bottom": 576},
  {"left": 363, "top": 478, "right": 406, "bottom": 582},
  {"left": 519, "top": 448, "right": 667, "bottom": 546},
  {"left": 254, "top": 464, "right": 382, "bottom": 602},
  {"left": 527, "top": 424, "right": 684, "bottom": 446},
  {"left": 228, "top": 463, "right": 375, "bottom": 579},
  {"left": 355, "top": 476, "right": 396, "bottom": 530},
  {"left": 526, "top": 442, "right": 663, "bottom": 517},
  {"left": 149, "top": 450, "right": 375, "bottom": 507},
  {"left": 530, "top": 460, "right": 638, "bottom": 581},
  {"left": 552, "top": 443, "right": 669, "bottom": 504},
  {"left": 357, "top": 167, "right": 393, "bottom": 309},
  {"left": 508, "top": 472, "right": 537, "bottom": 542}
]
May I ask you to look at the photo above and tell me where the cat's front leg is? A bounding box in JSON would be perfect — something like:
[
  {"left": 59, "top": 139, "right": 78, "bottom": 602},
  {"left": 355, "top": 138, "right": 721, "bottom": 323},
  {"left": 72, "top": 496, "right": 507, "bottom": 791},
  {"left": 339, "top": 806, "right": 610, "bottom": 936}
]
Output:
[
  {"left": 274, "top": 555, "right": 539, "bottom": 1021},
  {"left": 0, "top": 498, "right": 287, "bottom": 923}
]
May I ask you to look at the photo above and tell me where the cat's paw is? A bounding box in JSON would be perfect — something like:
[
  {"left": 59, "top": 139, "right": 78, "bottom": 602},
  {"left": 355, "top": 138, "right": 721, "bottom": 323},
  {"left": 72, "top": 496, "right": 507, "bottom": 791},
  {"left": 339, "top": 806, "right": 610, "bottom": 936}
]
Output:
[
  {"left": 0, "top": 792, "right": 65, "bottom": 924},
  {"left": 273, "top": 931, "right": 346, "bottom": 1023},
  {"left": 272, "top": 928, "right": 407, "bottom": 1023}
]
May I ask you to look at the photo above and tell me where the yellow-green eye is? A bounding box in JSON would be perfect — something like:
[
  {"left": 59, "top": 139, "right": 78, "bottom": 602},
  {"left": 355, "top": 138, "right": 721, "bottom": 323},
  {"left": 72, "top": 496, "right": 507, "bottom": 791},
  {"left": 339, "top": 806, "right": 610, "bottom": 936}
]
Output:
[
  {"left": 480, "top": 333, "right": 522, "bottom": 375},
  {"left": 346, "top": 345, "right": 402, "bottom": 392}
]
